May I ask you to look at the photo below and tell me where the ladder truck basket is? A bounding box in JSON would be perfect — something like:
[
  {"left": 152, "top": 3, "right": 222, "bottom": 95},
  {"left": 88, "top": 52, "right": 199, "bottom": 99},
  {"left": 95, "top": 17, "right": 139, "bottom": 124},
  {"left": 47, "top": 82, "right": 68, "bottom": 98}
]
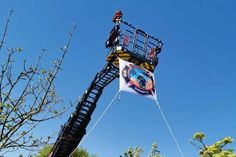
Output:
[{"left": 106, "top": 20, "right": 163, "bottom": 72}]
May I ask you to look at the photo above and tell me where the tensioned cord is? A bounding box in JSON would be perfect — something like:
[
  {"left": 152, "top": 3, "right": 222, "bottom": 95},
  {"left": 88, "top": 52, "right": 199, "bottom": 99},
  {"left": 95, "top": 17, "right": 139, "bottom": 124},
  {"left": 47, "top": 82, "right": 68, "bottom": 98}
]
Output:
[
  {"left": 155, "top": 100, "right": 185, "bottom": 157},
  {"left": 69, "top": 91, "right": 120, "bottom": 156},
  {"left": 69, "top": 91, "right": 185, "bottom": 157}
]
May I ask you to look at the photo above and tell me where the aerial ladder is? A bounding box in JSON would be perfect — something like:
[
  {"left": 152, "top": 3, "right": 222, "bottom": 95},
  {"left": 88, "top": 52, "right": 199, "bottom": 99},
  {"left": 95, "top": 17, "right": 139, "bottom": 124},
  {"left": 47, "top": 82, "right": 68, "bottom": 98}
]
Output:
[{"left": 49, "top": 11, "right": 163, "bottom": 157}]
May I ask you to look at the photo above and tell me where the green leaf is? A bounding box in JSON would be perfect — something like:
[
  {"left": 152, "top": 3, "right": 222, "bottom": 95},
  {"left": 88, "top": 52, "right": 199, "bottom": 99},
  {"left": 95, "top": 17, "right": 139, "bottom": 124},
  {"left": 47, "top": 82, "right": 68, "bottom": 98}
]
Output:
[
  {"left": 4, "top": 103, "right": 12, "bottom": 109},
  {"left": 222, "top": 137, "right": 233, "bottom": 144},
  {"left": 21, "top": 131, "right": 26, "bottom": 136},
  {"left": 41, "top": 69, "right": 46, "bottom": 75},
  {"left": 16, "top": 47, "right": 22, "bottom": 52},
  {"left": 193, "top": 132, "right": 205, "bottom": 141}
]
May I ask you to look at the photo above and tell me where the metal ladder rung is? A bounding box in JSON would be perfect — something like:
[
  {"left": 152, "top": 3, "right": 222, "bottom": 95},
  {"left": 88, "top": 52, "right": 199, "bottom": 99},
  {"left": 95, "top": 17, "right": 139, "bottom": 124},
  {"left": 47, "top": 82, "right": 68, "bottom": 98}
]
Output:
[
  {"left": 84, "top": 99, "right": 94, "bottom": 104},
  {"left": 104, "top": 73, "right": 114, "bottom": 77},
  {"left": 98, "top": 78, "right": 107, "bottom": 83},
  {"left": 89, "top": 90, "right": 100, "bottom": 96},
  {"left": 81, "top": 105, "right": 91, "bottom": 111},
  {"left": 81, "top": 103, "right": 92, "bottom": 108},
  {"left": 79, "top": 109, "right": 89, "bottom": 114},
  {"left": 96, "top": 82, "right": 106, "bottom": 87},
  {"left": 97, "top": 81, "right": 107, "bottom": 86},
  {"left": 86, "top": 97, "right": 95, "bottom": 103},
  {"left": 93, "top": 85, "right": 102, "bottom": 90},
  {"left": 87, "top": 92, "right": 96, "bottom": 96},
  {"left": 89, "top": 90, "right": 100, "bottom": 95}
]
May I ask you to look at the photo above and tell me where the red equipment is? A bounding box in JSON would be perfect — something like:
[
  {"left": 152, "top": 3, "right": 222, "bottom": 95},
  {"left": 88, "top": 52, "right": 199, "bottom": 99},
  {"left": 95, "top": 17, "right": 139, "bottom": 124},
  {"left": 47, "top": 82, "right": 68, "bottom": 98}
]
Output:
[{"left": 112, "top": 10, "right": 123, "bottom": 23}]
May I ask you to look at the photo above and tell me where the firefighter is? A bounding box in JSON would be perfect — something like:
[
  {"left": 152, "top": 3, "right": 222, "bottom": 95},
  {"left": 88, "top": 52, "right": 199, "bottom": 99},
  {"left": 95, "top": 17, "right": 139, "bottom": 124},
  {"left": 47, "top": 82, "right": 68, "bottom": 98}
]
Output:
[
  {"left": 149, "top": 48, "right": 156, "bottom": 60},
  {"left": 105, "top": 10, "right": 123, "bottom": 48},
  {"left": 112, "top": 10, "right": 123, "bottom": 23},
  {"left": 149, "top": 46, "right": 161, "bottom": 60}
]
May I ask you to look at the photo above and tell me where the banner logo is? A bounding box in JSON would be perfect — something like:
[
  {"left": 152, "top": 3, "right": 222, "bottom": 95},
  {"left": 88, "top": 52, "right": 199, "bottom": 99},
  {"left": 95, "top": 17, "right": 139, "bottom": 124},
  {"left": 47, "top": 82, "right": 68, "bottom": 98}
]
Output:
[{"left": 122, "top": 64, "right": 155, "bottom": 96}]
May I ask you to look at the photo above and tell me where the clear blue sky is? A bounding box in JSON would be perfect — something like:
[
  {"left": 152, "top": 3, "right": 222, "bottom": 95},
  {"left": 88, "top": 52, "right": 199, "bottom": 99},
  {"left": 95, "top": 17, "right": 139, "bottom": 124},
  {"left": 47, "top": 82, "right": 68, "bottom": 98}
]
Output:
[{"left": 1, "top": 0, "right": 236, "bottom": 157}]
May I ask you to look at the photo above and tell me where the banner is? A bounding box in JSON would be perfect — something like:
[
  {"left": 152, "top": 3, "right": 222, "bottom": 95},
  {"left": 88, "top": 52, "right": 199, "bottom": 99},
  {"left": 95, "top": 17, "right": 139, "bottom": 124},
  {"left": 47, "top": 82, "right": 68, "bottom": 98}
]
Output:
[{"left": 119, "top": 58, "right": 157, "bottom": 100}]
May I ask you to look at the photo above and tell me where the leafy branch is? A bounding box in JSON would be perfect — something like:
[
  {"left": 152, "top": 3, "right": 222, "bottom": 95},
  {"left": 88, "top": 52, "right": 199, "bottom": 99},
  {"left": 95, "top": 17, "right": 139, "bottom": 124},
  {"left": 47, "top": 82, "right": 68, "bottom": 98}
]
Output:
[{"left": 0, "top": 9, "right": 77, "bottom": 155}]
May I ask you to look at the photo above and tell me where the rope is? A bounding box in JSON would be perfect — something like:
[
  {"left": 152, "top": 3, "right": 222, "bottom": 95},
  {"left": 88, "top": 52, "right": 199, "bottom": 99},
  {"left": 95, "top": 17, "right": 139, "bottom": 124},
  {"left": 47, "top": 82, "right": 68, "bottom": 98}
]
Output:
[
  {"left": 69, "top": 91, "right": 119, "bottom": 156},
  {"left": 155, "top": 100, "right": 185, "bottom": 157},
  {"left": 68, "top": 89, "right": 185, "bottom": 157}
]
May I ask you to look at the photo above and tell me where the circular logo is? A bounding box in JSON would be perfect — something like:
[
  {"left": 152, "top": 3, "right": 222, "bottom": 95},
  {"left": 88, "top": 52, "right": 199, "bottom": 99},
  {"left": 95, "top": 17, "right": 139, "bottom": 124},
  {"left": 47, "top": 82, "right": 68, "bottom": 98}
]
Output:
[{"left": 122, "top": 65, "right": 155, "bottom": 95}]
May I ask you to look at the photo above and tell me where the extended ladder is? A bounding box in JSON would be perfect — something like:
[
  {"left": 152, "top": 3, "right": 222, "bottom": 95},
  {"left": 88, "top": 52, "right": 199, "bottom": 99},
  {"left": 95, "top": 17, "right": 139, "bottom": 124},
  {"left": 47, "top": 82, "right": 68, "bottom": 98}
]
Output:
[{"left": 50, "top": 63, "right": 119, "bottom": 157}]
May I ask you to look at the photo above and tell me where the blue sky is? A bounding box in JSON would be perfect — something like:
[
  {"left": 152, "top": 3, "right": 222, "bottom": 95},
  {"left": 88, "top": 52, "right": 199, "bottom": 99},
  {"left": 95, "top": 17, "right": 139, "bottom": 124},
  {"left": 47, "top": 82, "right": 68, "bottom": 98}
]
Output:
[{"left": 1, "top": 0, "right": 236, "bottom": 157}]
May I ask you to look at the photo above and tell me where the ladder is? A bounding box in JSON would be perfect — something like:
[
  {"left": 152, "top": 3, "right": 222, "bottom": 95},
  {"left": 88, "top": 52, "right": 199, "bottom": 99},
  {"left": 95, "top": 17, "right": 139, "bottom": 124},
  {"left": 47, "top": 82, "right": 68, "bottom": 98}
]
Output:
[{"left": 49, "top": 63, "right": 119, "bottom": 157}]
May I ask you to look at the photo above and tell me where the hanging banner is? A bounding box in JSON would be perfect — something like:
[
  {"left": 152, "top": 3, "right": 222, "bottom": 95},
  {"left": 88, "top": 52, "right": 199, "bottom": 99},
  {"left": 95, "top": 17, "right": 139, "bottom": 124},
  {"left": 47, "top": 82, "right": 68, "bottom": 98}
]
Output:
[{"left": 119, "top": 58, "right": 157, "bottom": 100}]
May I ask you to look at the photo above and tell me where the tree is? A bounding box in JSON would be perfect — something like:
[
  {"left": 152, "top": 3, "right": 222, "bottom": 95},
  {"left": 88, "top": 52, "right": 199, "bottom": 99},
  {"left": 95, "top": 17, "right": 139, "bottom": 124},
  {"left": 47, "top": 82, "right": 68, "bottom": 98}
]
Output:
[
  {"left": 148, "top": 143, "right": 161, "bottom": 157},
  {"left": 0, "top": 9, "right": 77, "bottom": 155},
  {"left": 121, "top": 132, "right": 236, "bottom": 157},
  {"left": 120, "top": 143, "right": 161, "bottom": 157},
  {"left": 122, "top": 147, "right": 143, "bottom": 157},
  {"left": 36, "top": 145, "right": 97, "bottom": 157},
  {"left": 35, "top": 145, "right": 52, "bottom": 157},
  {"left": 191, "top": 132, "right": 236, "bottom": 157}
]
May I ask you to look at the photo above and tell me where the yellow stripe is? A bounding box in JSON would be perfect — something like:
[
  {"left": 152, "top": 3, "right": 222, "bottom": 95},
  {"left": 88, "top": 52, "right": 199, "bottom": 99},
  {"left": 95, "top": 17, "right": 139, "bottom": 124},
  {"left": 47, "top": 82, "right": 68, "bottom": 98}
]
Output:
[
  {"left": 116, "top": 50, "right": 125, "bottom": 53},
  {"left": 106, "top": 53, "right": 115, "bottom": 61},
  {"left": 118, "top": 54, "right": 130, "bottom": 57},
  {"left": 118, "top": 57, "right": 130, "bottom": 60},
  {"left": 138, "top": 62, "right": 155, "bottom": 72},
  {"left": 150, "top": 65, "right": 154, "bottom": 71},
  {"left": 140, "top": 63, "right": 146, "bottom": 69},
  {"left": 113, "top": 58, "right": 119, "bottom": 64},
  {"left": 107, "top": 49, "right": 156, "bottom": 72},
  {"left": 145, "top": 62, "right": 150, "bottom": 70}
]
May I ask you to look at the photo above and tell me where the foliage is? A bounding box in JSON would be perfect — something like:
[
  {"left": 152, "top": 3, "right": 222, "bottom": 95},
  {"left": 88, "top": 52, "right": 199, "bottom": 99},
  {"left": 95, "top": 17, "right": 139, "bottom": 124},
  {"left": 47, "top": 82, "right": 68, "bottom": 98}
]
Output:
[
  {"left": 0, "top": 9, "right": 77, "bottom": 155},
  {"left": 35, "top": 145, "right": 97, "bottom": 157},
  {"left": 148, "top": 143, "right": 161, "bottom": 157},
  {"left": 35, "top": 145, "right": 52, "bottom": 157},
  {"left": 122, "top": 147, "right": 143, "bottom": 157},
  {"left": 121, "top": 132, "right": 235, "bottom": 157},
  {"left": 191, "top": 132, "right": 236, "bottom": 157},
  {"left": 120, "top": 143, "right": 161, "bottom": 157}
]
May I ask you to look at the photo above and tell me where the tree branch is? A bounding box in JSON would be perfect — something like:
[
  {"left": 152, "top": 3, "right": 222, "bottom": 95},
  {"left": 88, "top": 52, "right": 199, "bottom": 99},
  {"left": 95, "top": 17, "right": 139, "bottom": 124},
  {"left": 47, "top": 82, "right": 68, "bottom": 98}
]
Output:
[
  {"left": 0, "top": 23, "right": 77, "bottom": 153},
  {"left": 0, "top": 8, "right": 14, "bottom": 51}
]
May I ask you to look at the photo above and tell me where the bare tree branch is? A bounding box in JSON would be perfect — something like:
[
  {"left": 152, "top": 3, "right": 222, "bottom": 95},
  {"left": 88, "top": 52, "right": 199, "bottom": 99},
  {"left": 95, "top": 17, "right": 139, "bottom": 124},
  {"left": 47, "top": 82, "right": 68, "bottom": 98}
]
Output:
[{"left": 0, "top": 8, "right": 14, "bottom": 51}]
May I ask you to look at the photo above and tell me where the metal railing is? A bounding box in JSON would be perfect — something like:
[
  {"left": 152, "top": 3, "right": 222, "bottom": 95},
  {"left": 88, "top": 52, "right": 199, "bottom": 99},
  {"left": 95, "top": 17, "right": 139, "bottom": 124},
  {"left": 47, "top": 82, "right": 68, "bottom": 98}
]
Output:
[{"left": 118, "top": 20, "right": 163, "bottom": 63}]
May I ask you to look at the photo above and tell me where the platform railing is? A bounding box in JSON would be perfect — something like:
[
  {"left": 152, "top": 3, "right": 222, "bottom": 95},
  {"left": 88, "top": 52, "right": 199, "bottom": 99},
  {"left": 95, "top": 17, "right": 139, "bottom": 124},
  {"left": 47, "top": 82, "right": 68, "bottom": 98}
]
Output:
[{"left": 119, "top": 20, "right": 163, "bottom": 63}]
